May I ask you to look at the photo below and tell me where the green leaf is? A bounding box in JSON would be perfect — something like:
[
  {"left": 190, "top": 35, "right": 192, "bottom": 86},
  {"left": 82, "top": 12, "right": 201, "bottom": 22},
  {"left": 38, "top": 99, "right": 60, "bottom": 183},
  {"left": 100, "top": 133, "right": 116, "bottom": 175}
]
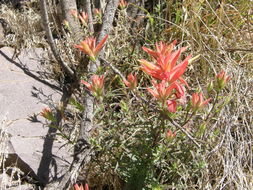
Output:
[
  {"left": 175, "top": 10, "right": 182, "bottom": 24},
  {"left": 45, "top": 112, "right": 57, "bottom": 122},
  {"left": 69, "top": 98, "right": 84, "bottom": 111},
  {"left": 120, "top": 100, "right": 129, "bottom": 112},
  {"left": 151, "top": 184, "right": 162, "bottom": 190},
  {"left": 196, "top": 123, "right": 206, "bottom": 137}
]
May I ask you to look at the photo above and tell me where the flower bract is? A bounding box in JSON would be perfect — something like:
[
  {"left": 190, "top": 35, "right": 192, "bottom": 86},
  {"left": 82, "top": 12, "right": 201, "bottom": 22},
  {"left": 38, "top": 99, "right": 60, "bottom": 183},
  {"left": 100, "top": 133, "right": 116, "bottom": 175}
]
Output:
[{"left": 75, "top": 35, "right": 108, "bottom": 60}]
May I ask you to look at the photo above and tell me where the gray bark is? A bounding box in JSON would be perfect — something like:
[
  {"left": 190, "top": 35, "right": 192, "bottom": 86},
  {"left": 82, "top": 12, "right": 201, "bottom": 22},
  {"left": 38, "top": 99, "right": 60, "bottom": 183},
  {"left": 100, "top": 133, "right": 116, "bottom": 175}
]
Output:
[
  {"left": 84, "top": 0, "right": 94, "bottom": 33},
  {"left": 43, "top": 0, "right": 119, "bottom": 189},
  {"left": 127, "top": 0, "right": 145, "bottom": 29},
  {"left": 80, "top": 0, "right": 120, "bottom": 140},
  {"left": 40, "top": 0, "right": 75, "bottom": 78},
  {"left": 60, "top": 0, "right": 83, "bottom": 42}
]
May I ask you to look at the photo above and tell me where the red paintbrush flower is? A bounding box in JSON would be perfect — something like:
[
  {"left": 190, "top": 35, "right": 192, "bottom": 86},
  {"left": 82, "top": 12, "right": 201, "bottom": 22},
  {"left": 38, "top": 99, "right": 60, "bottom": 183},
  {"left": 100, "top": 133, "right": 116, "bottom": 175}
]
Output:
[
  {"left": 81, "top": 75, "right": 105, "bottom": 98},
  {"left": 75, "top": 35, "right": 108, "bottom": 61}
]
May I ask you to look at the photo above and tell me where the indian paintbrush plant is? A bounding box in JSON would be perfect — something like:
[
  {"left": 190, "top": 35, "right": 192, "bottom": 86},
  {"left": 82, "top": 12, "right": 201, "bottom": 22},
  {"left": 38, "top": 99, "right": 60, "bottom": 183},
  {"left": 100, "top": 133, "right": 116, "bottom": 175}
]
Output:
[
  {"left": 3, "top": 0, "right": 250, "bottom": 189},
  {"left": 41, "top": 37, "right": 231, "bottom": 189},
  {"left": 40, "top": 34, "right": 231, "bottom": 189}
]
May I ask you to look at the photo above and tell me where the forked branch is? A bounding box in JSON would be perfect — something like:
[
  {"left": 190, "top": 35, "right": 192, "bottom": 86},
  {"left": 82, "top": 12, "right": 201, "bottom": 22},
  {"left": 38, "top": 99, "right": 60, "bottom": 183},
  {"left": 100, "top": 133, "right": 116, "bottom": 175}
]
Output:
[{"left": 40, "top": 0, "right": 75, "bottom": 78}]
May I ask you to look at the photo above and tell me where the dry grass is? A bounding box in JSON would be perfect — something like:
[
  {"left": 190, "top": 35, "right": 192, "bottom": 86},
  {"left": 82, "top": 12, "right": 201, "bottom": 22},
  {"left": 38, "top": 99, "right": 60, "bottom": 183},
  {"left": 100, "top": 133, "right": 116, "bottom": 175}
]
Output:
[
  {"left": 0, "top": 116, "right": 25, "bottom": 189},
  {"left": 168, "top": 1, "right": 252, "bottom": 189},
  {"left": 0, "top": 116, "right": 9, "bottom": 189},
  {"left": 0, "top": 2, "right": 45, "bottom": 55}
]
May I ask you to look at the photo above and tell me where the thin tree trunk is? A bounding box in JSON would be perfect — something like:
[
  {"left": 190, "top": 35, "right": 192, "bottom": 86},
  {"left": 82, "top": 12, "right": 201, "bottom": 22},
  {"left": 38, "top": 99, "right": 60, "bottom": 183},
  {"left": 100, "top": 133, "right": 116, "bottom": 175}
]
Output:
[
  {"left": 80, "top": 0, "right": 119, "bottom": 140},
  {"left": 84, "top": 0, "right": 94, "bottom": 33},
  {"left": 60, "top": 0, "right": 83, "bottom": 42},
  {"left": 43, "top": 0, "right": 119, "bottom": 189},
  {"left": 40, "top": 0, "right": 75, "bottom": 78},
  {"left": 128, "top": 0, "right": 145, "bottom": 29}
]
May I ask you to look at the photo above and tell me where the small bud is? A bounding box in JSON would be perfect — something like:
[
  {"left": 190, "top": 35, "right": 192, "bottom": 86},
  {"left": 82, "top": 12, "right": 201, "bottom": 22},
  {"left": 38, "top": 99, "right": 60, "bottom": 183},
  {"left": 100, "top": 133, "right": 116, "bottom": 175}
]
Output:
[
  {"left": 40, "top": 108, "right": 56, "bottom": 122},
  {"left": 166, "top": 129, "right": 176, "bottom": 140},
  {"left": 216, "top": 70, "right": 230, "bottom": 90},
  {"left": 70, "top": 9, "right": 78, "bottom": 19},
  {"left": 119, "top": 0, "right": 128, "bottom": 9},
  {"left": 191, "top": 92, "right": 211, "bottom": 112},
  {"left": 123, "top": 73, "right": 137, "bottom": 90},
  {"left": 81, "top": 75, "right": 105, "bottom": 98},
  {"left": 63, "top": 20, "right": 70, "bottom": 30},
  {"left": 79, "top": 12, "right": 88, "bottom": 25},
  {"left": 74, "top": 183, "right": 89, "bottom": 190},
  {"left": 93, "top": 8, "right": 102, "bottom": 18},
  {"left": 207, "top": 81, "right": 213, "bottom": 93}
]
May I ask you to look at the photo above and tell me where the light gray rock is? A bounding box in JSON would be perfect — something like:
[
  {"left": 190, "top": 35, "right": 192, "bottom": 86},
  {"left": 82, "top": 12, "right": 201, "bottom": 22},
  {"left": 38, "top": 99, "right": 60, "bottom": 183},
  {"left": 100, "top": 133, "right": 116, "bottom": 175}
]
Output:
[{"left": 0, "top": 47, "right": 73, "bottom": 186}]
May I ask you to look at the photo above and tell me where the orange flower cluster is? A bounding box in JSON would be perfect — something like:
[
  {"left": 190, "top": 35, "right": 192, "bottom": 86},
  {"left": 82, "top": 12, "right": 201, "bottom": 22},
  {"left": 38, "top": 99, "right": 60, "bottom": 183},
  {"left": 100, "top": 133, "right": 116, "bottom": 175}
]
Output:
[
  {"left": 216, "top": 70, "right": 230, "bottom": 90},
  {"left": 75, "top": 34, "right": 108, "bottom": 98},
  {"left": 74, "top": 35, "right": 108, "bottom": 61},
  {"left": 140, "top": 41, "right": 190, "bottom": 85},
  {"left": 81, "top": 75, "right": 105, "bottom": 98},
  {"left": 74, "top": 34, "right": 218, "bottom": 111},
  {"left": 119, "top": 0, "right": 128, "bottom": 9},
  {"left": 139, "top": 41, "right": 191, "bottom": 112}
]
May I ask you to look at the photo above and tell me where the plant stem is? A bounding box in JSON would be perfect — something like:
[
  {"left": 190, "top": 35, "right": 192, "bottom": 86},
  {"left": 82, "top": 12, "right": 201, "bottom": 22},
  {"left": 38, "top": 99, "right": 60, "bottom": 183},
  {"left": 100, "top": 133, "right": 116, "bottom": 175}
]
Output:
[{"left": 167, "top": 116, "right": 201, "bottom": 148}]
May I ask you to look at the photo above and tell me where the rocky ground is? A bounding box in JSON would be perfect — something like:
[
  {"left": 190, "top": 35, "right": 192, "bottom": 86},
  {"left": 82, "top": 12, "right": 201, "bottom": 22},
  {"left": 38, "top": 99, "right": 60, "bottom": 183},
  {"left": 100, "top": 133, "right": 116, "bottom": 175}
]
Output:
[{"left": 0, "top": 47, "right": 72, "bottom": 189}]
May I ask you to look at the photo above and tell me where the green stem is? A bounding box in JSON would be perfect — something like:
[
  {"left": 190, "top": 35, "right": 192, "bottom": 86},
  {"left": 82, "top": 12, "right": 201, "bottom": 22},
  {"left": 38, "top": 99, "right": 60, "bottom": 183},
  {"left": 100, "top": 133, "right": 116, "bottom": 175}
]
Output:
[{"left": 205, "top": 91, "right": 219, "bottom": 122}]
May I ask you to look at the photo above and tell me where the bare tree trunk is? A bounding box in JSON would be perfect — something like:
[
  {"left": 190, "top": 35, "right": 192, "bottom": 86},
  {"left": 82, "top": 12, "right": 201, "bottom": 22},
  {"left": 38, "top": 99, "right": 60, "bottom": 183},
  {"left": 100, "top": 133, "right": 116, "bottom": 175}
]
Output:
[
  {"left": 84, "top": 0, "right": 94, "bottom": 33},
  {"left": 127, "top": 0, "right": 145, "bottom": 29},
  {"left": 43, "top": 0, "right": 119, "bottom": 189},
  {"left": 80, "top": 0, "right": 120, "bottom": 140},
  {"left": 40, "top": 0, "right": 75, "bottom": 78},
  {"left": 92, "top": 0, "right": 106, "bottom": 9},
  {"left": 60, "top": 0, "right": 83, "bottom": 42}
]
